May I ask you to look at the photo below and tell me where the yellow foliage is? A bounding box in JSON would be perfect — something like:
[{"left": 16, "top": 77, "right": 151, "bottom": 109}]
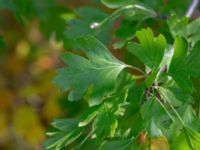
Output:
[
  {"left": 0, "top": 112, "right": 9, "bottom": 140},
  {"left": 151, "top": 136, "right": 170, "bottom": 150},
  {"left": 13, "top": 106, "right": 45, "bottom": 145}
]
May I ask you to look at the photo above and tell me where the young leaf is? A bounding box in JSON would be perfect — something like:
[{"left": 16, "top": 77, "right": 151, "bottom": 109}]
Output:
[
  {"left": 140, "top": 96, "right": 167, "bottom": 137},
  {"left": 44, "top": 119, "right": 82, "bottom": 150},
  {"left": 168, "top": 37, "right": 192, "bottom": 92},
  {"left": 92, "top": 106, "right": 118, "bottom": 141},
  {"left": 54, "top": 36, "right": 129, "bottom": 106},
  {"left": 100, "top": 0, "right": 156, "bottom": 21},
  {"left": 50, "top": 119, "right": 79, "bottom": 132},
  {"left": 171, "top": 127, "right": 200, "bottom": 150},
  {"left": 78, "top": 105, "right": 100, "bottom": 127},
  {"left": 183, "top": 41, "right": 200, "bottom": 78},
  {"left": 187, "top": 127, "right": 200, "bottom": 149},
  {"left": 101, "top": 0, "right": 135, "bottom": 8},
  {"left": 128, "top": 28, "right": 166, "bottom": 69},
  {"left": 167, "top": 15, "right": 188, "bottom": 38},
  {"left": 187, "top": 18, "right": 200, "bottom": 44},
  {"left": 101, "top": 137, "right": 134, "bottom": 150},
  {"left": 171, "top": 130, "right": 191, "bottom": 150},
  {"left": 169, "top": 38, "right": 200, "bottom": 92}
]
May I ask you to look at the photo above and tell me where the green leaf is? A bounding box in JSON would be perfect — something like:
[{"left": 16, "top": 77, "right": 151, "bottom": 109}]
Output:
[
  {"left": 168, "top": 37, "right": 192, "bottom": 92},
  {"left": 63, "top": 7, "right": 110, "bottom": 48},
  {"left": 169, "top": 38, "right": 200, "bottom": 92},
  {"left": 100, "top": 0, "right": 157, "bottom": 21},
  {"left": 158, "top": 87, "right": 182, "bottom": 107},
  {"left": 54, "top": 36, "right": 129, "bottom": 106},
  {"left": 79, "top": 105, "right": 100, "bottom": 127},
  {"left": 92, "top": 106, "right": 118, "bottom": 142},
  {"left": 128, "top": 28, "right": 166, "bottom": 69},
  {"left": 44, "top": 119, "right": 82, "bottom": 150},
  {"left": 158, "top": 81, "right": 193, "bottom": 107},
  {"left": 167, "top": 15, "right": 188, "bottom": 38},
  {"left": 50, "top": 119, "right": 79, "bottom": 132},
  {"left": 140, "top": 96, "right": 167, "bottom": 137},
  {"left": 183, "top": 41, "right": 200, "bottom": 78},
  {"left": 171, "top": 127, "right": 200, "bottom": 150},
  {"left": 187, "top": 18, "right": 200, "bottom": 44},
  {"left": 101, "top": 138, "right": 134, "bottom": 150},
  {"left": 171, "top": 130, "right": 191, "bottom": 150},
  {"left": 44, "top": 129, "right": 82, "bottom": 150},
  {"left": 180, "top": 106, "right": 200, "bottom": 131},
  {"left": 187, "top": 127, "right": 200, "bottom": 150},
  {"left": 101, "top": 0, "right": 135, "bottom": 8},
  {"left": 96, "top": 4, "right": 156, "bottom": 36}
]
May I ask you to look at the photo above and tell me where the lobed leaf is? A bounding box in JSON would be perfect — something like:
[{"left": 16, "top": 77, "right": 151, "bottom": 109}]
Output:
[
  {"left": 54, "top": 36, "right": 129, "bottom": 106},
  {"left": 128, "top": 28, "right": 166, "bottom": 69}
]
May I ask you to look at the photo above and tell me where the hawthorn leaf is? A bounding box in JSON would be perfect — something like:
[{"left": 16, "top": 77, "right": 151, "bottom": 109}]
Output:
[
  {"left": 100, "top": 0, "right": 156, "bottom": 20},
  {"left": 187, "top": 127, "right": 200, "bottom": 150},
  {"left": 44, "top": 119, "right": 82, "bottom": 150},
  {"left": 101, "top": 138, "right": 134, "bottom": 150},
  {"left": 92, "top": 107, "right": 118, "bottom": 142},
  {"left": 140, "top": 96, "right": 167, "bottom": 137},
  {"left": 171, "top": 128, "right": 200, "bottom": 150},
  {"left": 168, "top": 16, "right": 200, "bottom": 45},
  {"left": 187, "top": 17, "right": 200, "bottom": 44},
  {"left": 78, "top": 105, "right": 100, "bottom": 127},
  {"left": 183, "top": 41, "right": 200, "bottom": 78},
  {"left": 101, "top": 0, "right": 136, "bottom": 8},
  {"left": 168, "top": 37, "right": 192, "bottom": 92},
  {"left": 180, "top": 105, "right": 200, "bottom": 131},
  {"left": 96, "top": 4, "right": 156, "bottom": 35},
  {"left": 169, "top": 38, "right": 200, "bottom": 92},
  {"left": 158, "top": 87, "right": 182, "bottom": 107},
  {"left": 128, "top": 28, "right": 166, "bottom": 69},
  {"left": 50, "top": 119, "right": 79, "bottom": 132},
  {"left": 167, "top": 15, "right": 188, "bottom": 38},
  {"left": 54, "top": 36, "right": 129, "bottom": 106},
  {"left": 63, "top": 7, "right": 110, "bottom": 48},
  {"left": 171, "top": 130, "right": 191, "bottom": 150}
]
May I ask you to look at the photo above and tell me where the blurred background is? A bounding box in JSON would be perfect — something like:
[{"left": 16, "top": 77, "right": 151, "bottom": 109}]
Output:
[
  {"left": 0, "top": 0, "right": 198, "bottom": 149},
  {"left": 0, "top": 1, "right": 88, "bottom": 149}
]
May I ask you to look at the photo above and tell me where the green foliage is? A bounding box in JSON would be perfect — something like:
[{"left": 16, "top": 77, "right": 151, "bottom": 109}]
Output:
[
  {"left": 44, "top": 119, "right": 82, "bottom": 150},
  {"left": 2, "top": 0, "right": 198, "bottom": 149},
  {"left": 45, "top": 0, "right": 200, "bottom": 150},
  {"left": 128, "top": 28, "right": 166, "bottom": 69},
  {"left": 0, "top": 0, "right": 69, "bottom": 39},
  {"left": 63, "top": 7, "right": 111, "bottom": 48},
  {"left": 54, "top": 36, "right": 128, "bottom": 106}
]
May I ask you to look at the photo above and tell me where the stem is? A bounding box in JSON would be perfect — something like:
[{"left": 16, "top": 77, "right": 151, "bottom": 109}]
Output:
[
  {"left": 154, "top": 93, "right": 194, "bottom": 150},
  {"left": 183, "top": 127, "right": 194, "bottom": 150},
  {"left": 167, "top": 102, "right": 194, "bottom": 150},
  {"left": 186, "top": 0, "right": 199, "bottom": 18},
  {"left": 155, "top": 97, "right": 174, "bottom": 121},
  {"left": 78, "top": 131, "right": 93, "bottom": 148},
  {"left": 168, "top": 103, "right": 185, "bottom": 126}
]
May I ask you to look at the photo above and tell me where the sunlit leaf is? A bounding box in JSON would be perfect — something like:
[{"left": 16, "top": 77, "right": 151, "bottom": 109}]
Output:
[
  {"left": 54, "top": 36, "right": 129, "bottom": 106},
  {"left": 128, "top": 28, "right": 166, "bottom": 69}
]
